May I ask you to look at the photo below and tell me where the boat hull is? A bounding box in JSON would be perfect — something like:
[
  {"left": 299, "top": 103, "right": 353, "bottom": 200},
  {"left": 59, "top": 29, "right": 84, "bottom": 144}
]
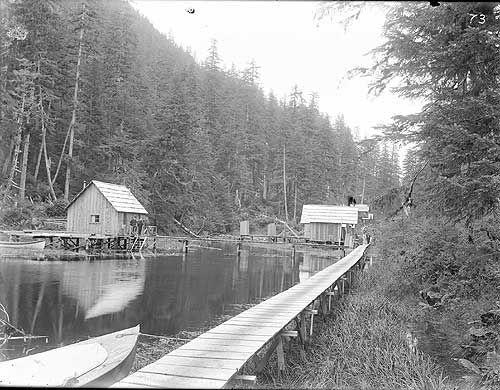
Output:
[
  {"left": 0, "top": 240, "right": 46, "bottom": 250},
  {"left": 83, "top": 328, "right": 139, "bottom": 388},
  {"left": 0, "top": 325, "right": 140, "bottom": 387}
]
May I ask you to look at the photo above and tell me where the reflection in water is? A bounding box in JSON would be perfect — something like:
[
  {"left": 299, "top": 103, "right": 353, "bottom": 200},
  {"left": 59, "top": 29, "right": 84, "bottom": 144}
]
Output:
[
  {"left": 0, "top": 245, "right": 335, "bottom": 360},
  {"left": 299, "top": 253, "right": 338, "bottom": 282}
]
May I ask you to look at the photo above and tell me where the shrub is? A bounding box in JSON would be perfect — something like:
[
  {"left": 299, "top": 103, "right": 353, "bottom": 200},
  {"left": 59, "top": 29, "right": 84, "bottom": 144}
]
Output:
[
  {"left": 376, "top": 215, "right": 500, "bottom": 299},
  {"left": 0, "top": 201, "right": 34, "bottom": 229},
  {"left": 44, "top": 198, "right": 68, "bottom": 217}
]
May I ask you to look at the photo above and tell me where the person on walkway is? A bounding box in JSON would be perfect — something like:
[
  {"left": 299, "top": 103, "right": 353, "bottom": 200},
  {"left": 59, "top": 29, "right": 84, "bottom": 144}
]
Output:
[
  {"left": 137, "top": 217, "right": 144, "bottom": 236},
  {"left": 130, "top": 217, "right": 137, "bottom": 236}
]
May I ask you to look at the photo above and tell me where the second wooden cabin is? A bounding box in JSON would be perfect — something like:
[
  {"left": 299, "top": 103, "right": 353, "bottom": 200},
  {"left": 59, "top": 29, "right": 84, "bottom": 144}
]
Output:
[{"left": 300, "top": 205, "right": 358, "bottom": 247}]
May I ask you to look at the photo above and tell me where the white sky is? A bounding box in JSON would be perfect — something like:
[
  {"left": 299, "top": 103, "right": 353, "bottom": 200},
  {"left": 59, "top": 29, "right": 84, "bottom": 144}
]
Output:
[{"left": 131, "top": 1, "right": 424, "bottom": 141}]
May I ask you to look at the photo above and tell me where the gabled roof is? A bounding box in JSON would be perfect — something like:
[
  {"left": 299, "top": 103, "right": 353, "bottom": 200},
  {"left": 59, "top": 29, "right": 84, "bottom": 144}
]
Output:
[
  {"left": 67, "top": 180, "right": 148, "bottom": 214},
  {"left": 300, "top": 205, "right": 358, "bottom": 225},
  {"left": 355, "top": 204, "right": 370, "bottom": 213}
]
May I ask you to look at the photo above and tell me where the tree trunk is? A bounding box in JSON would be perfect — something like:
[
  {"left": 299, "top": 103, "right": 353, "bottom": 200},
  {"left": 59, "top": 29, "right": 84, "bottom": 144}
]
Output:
[
  {"left": 173, "top": 218, "right": 200, "bottom": 238},
  {"left": 235, "top": 189, "right": 241, "bottom": 209},
  {"left": 283, "top": 143, "right": 288, "bottom": 221},
  {"left": 64, "top": 3, "right": 86, "bottom": 201},
  {"left": 293, "top": 179, "right": 297, "bottom": 222},
  {"left": 262, "top": 172, "right": 267, "bottom": 200},
  {"left": 361, "top": 174, "right": 366, "bottom": 203},
  {"left": 51, "top": 121, "right": 70, "bottom": 185},
  {"left": 3, "top": 94, "right": 25, "bottom": 201},
  {"left": 40, "top": 92, "right": 57, "bottom": 200},
  {"left": 33, "top": 116, "right": 43, "bottom": 180},
  {"left": 43, "top": 130, "right": 56, "bottom": 201},
  {"left": 19, "top": 132, "right": 30, "bottom": 199},
  {"left": 1, "top": 138, "right": 15, "bottom": 178}
]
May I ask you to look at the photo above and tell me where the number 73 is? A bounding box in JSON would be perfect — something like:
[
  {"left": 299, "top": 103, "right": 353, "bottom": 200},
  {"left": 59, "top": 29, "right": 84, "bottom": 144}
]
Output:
[{"left": 469, "top": 13, "right": 486, "bottom": 24}]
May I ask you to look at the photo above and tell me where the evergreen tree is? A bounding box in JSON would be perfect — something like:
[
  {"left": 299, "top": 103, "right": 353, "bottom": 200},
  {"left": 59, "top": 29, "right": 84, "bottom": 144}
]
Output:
[{"left": 363, "top": 2, "right": 500, "bottom": 223}]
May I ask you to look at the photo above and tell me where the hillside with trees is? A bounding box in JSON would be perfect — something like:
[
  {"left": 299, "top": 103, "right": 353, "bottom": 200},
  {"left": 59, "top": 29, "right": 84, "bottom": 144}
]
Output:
[{"left": 0, "top": 0, "right": 400, "bottom": 233}]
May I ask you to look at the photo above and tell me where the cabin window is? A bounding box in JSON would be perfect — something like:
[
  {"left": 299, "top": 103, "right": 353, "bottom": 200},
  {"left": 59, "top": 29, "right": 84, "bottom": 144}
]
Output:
[{"left": 90, "top": 214, "right": 100, "bottom": 223}]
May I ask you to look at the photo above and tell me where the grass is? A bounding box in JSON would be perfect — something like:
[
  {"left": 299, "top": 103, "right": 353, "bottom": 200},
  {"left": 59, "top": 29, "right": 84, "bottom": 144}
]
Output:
[{"left": 254, "top": 259, "right": 454, "bottom": 390}]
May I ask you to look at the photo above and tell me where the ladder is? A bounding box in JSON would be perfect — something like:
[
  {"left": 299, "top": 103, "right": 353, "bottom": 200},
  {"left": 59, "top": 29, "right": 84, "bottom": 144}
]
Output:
[{"left": 129, "top": 236, "right": 140, "bottom": 252}]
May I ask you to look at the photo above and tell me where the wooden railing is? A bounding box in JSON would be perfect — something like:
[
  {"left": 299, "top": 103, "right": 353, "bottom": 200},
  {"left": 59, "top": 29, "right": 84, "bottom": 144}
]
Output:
[
  {"left": 40, "top": 218, "right": 67, "bottom": 231},
  {"left": 122, "top": 225, "right": 157, "bottom": 236}
]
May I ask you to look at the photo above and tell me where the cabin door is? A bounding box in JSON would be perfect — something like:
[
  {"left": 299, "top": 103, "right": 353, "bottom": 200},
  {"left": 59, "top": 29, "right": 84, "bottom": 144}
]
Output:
[{"left": 340, "top": 225, "right": 346, "bottom": 245}]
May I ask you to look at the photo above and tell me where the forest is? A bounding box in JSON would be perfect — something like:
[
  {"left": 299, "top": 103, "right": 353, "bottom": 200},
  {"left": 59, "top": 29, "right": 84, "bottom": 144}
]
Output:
[{"left": 0, "top": 0, "right": 402, "bottom": 234}]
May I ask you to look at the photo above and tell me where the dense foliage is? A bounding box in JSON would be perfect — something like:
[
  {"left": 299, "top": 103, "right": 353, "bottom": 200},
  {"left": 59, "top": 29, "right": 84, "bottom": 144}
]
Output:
[
  {"left": 0, "top": 0, "right": 401, "bottom": 233},
  {"left": 371, "top": 2, "right": 500, "bottom": 224},
  {"left": 320, "top": 1, "right": 500, "bottom": 301}
]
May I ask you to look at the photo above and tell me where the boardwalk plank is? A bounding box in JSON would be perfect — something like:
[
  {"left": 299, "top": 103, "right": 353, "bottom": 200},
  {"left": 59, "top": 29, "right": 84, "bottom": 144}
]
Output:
[
  {"left": 168, "top": 349, "right": 254, "bottom": 360},
  {"left": 140, "top": 364, "right": 236, "bottom": 381},
  {"left": 175, "top": 343, "right": 258, "bottom": 353},
  {"left": 181, "top": 338, "right": 267, "bottom": 348},
  {"left": 118, "top": 371, "right": 226, "bottom": 389},
  {"left": 144, "top": 355, "right": 247, "bottom": 370},
  {"left": 206, "top": 325, "right": 280, "bottom": 337},
  {"left": 226, "top": 318, "right": 293, "bottom": 326},
  {"left": 224, "top": 320, "right": 287, "bottom": 328},
  {"left": 111, "top": 381, "right": 155, "bottom": 388},
  {"left": 196, "top": 333, "right": 269, "bottom": 342}
]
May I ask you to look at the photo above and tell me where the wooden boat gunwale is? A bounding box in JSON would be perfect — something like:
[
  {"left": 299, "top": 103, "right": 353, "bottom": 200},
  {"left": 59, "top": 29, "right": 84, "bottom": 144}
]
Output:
[
  {"left": 0, "top": 239, "right": 46, "bottom": 249},
  {"left": 79, "top": 324, "right": 140, "bottom": 388},
  {"left": 0, "top": 324, "right": 140, "bottom": 387}
]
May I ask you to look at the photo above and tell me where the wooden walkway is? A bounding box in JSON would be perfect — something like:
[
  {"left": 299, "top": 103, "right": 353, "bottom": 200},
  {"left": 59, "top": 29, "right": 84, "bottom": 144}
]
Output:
[
  {"left": 0, "top": 230, "right": 155, "bottom": 252},
  {"left": 113, "top": 244, "right": 370, "bottom": 388},
  {"left": 158, "top": 234, "right": 350, "bottom": 253}
]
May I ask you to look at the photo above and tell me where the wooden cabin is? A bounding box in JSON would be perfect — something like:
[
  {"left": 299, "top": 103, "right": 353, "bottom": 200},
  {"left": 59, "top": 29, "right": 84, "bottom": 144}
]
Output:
[
  {"left": 66, "top": 180, "right": 148, "bottom": 235},
  {"left": 300, "top": 205, "right": 358, "bottom": 247},
  {"left": 354, "top": 204, "right": 374, "bottom": 222}
]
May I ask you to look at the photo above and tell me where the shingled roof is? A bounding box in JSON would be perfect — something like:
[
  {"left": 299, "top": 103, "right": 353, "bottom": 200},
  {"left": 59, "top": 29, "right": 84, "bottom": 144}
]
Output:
[
  {"left": 355, "top": 204, "right": 370, "bottom": 213},
  {"left": 67, "top": 180, "right": 148, "bottom": 214},
  {"left": 300, "top": 205, "right": 358, "bottom": 225}
]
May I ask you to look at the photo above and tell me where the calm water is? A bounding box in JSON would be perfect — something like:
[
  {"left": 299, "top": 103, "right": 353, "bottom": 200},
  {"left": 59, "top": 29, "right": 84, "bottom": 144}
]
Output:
[{"left": 0, "top": 244, "right": 338, "bottom": 360}]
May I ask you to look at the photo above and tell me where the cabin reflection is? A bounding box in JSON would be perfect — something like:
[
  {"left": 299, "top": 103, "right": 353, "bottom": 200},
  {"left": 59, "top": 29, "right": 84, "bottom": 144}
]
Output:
[
  {"left": 0, "top": 256, "right": 145, "bottom": 357},
  {"left": 299, "top": 253, "right": 336, "bottom": 282}
]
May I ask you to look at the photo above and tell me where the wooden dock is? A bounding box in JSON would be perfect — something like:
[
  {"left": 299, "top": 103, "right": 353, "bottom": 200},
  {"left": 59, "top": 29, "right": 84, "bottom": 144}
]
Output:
[
  {"left": 0, "top": 229, "right": 156, "bottom": 252},
  {"left": 157, "top": 234, "right": 350, "bottom": 253},
  {"left": 113, "top": 244, "right": 370, "bottom": 388}
]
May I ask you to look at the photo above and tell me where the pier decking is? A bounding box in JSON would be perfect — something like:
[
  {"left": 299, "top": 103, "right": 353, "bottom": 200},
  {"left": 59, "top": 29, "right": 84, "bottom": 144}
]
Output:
[
  {"left": 0, "top": 229, "right": 156, "bottom": 252},
  {"left": 113, "top": 244, "right": 369, "bottom": 388}
]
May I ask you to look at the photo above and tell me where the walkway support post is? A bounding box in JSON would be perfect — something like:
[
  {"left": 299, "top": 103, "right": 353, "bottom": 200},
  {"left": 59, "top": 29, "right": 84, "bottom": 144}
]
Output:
[
  {"left": 232, "top": 375, "right": 257, "bottom": 387},
  {"left": 276, "top": 337, "right": 285, "bottom": 371},
  {"left": 305, "top": 307, "right": 318, "bottom": 337},
  {"left": 254, "top": 330, "right": 298, "bottom": 374}
]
